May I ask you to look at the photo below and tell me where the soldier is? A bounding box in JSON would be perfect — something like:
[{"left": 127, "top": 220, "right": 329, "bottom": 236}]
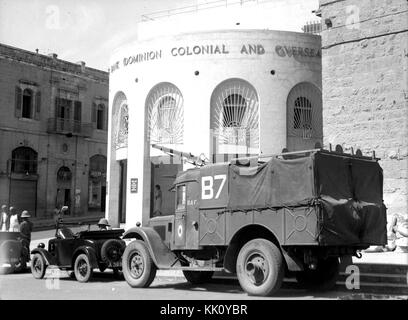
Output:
[
  {"left": 153, "top": 184, "right": 162, "bottom": 216},
  {"left": 97, "top": 218, "right": 110, "bottom": 231},
  {"left": 19, "top": 210, "right": 33, "bottom": 251}
]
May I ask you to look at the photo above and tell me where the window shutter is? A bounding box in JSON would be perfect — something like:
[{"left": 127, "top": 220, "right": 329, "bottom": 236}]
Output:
[
  {"left": 74, "top": 101, "right": 82, "bottom": 121},
  {"left": 105, "top": 107, "right": 109, "bottom": 131},
  {"left": 91, "top": 102, "right": 97, "bottom": 125},
  {"left": 34, "top": 91, "right": 41, "bottom": 120},
  {"left": 15, "top": 86, "right": 22, "bottom": 118},
  {"left": 55, "top": 97, "right": 60, "bottom": 118}
]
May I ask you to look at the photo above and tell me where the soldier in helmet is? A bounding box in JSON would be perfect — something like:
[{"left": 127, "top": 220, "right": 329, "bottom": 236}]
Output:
[
  {"left": 19, "top": 210, "right": 33, "bottom": 252},
  {"left": 97, "top": 218, "right": 110, "bottom": 231}
]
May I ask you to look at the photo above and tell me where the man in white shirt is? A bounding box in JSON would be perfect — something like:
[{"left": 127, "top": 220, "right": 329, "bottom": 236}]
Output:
[
  {"left": 9, "top": 207, "right": 20, "bottom": 232},
  {"left": 0, "top": 205, "right": 9, "bottom": 231}
]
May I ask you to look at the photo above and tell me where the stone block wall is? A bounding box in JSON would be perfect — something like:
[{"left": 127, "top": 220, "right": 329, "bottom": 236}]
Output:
[{"left": 319, "top": 0, "right": 408, "bottom": 219}]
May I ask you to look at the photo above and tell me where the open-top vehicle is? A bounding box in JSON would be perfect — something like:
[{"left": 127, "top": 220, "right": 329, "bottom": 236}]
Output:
[
  {"left": 0, "top": 231, "right": 29, "bottom": 274},
  {"left": 31, "top": 216, "right": 125, "bottom": 282}
]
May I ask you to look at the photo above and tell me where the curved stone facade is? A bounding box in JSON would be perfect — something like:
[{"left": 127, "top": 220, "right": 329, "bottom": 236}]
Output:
[{"left": 107, "top": 30, "right": 322, "bottom": 228}]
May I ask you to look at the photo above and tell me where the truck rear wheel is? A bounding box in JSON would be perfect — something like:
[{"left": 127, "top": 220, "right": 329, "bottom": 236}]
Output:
[
  {"left": 183, "top": 271, "right": 214, "bottom": 284},
  {"left": 295, "top": 257, "right": 339, "bottom": 291},
  {"left": 236, "top": 239, "right": 284, "bottom": 296},
  {"left": 122, "top": 240, "right": 156, "bottom": 288}
]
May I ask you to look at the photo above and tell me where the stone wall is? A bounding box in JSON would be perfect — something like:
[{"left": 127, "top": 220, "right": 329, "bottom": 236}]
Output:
[
  {"left": 0, "top": 43, "right": 109, "bottom": 220},
  {"left": 319, "top": 0, "right": 408, "bottom": 219}
]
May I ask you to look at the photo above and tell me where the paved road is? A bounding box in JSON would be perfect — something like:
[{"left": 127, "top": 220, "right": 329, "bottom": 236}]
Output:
[{"left": 0, "top": 269, "right": 350, "bottom": 300}]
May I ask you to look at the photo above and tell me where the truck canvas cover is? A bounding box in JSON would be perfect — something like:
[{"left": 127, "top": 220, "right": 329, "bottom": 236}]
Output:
[{"left": 227, "top": 151, "right": 387, "bottom": 246}]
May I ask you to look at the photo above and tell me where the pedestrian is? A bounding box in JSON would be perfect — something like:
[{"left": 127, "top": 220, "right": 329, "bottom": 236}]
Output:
[
  {"left": 9, "top": 206, "right": 21, "bottom": 224},
  {"left": 8, "top": 207, "right": 19, "bottom": 232},
  {"left": 19, "top": 210, "right": 33, "bottom": 252},
  {"left": 153, "top": 184, "right": 162, "bottom": 216},
  {"left": 97, "top": 218, "right": 110, "bottom": 231},
  {"left": 0, "top": 204, "right": 9, "bottom": 231}
]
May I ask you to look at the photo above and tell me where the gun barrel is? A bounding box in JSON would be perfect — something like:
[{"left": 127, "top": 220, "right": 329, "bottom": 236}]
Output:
[{"left": 151, "top": 144, "right": 199, "bottom": 162}]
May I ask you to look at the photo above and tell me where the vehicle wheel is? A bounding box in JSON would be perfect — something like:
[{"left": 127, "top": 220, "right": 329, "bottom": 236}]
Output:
[
  {"left": 236, "top": 239, "right": 284, "bottom": 296},
  {"left": 0, "top": 264, "right": 16, "bottom": 275},
  {"left": 122, "top": 240, "right": 156, "bottom": 288},
  {"left": 295, "top": 257, "right": 339, "bottom": 291},
  {"left": 14, "top": 257, "right": 27, "bottom": 273},
  {"left": 101, "top": 239, "right": 126, "bottom": 265},
  {"left": 31, "top": 253, "right": 47, "bottom": 279},
  {"left": 183, "top": 271, "right": 214, "bottom": 284},
  {"left": 74, "top": 254, "right": 94, "bottom": 283}
]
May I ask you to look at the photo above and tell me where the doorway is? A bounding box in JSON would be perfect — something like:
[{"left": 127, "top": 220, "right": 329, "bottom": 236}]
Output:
[
  {"left": 150, "top": 160, "right": 181, "bottom": 218},
  {"left": 119, "top": 160, "right": 127, "bottom": 223}
]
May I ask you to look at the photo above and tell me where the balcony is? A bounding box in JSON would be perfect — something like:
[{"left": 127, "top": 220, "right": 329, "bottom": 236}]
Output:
[{"left": 47, "top": 118, "right": 92, "bottom": 137}]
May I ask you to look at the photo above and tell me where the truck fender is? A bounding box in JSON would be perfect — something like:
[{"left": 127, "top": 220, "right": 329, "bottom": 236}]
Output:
[
  {"left": 72, "top": 246, "right": 99, "bottom": 269},
  {"left": 281, "top": 250, "right": 304, "bottom": 272},
  {"left": 31, "top": 248, "right": 57, "bottom": 266},
  {"left": 223, "top": 225, "right": 304, "bottom": 273},
  {"left": 122, "top": 227, "right": 180, "bottom": 269}
]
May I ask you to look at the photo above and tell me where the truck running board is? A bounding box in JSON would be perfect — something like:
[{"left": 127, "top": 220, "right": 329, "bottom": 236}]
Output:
[{"left": 164, "top": 267, "right": 225, "bottom": 272}]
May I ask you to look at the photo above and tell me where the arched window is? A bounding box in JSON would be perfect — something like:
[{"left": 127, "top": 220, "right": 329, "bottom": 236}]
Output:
[
  {"left": 57, "top": 166, "right": 72, "bottom": 182},
  {"left": 112, "top": 92, "right": 128, "bottom": 150},
  {"left": 117, "top": 102, "right": 129, "bottom": 149},
  {"left": 210, "top": 79, "right": 259, "bottom": 158},
  {"left": 22, "top": 89, "right": 33, "bottom": 119},
  {"left": 146, "top": 83, "right": 184, "bottom": 145},
  {"left": 11, "top": 147, "right": 38, "bottom": 174},
  {"left": 287, "top": 82, "right": 322, "bottom": 140}
]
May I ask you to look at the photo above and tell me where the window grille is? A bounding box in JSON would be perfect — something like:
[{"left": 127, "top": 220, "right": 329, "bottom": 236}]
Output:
[
  {"left": 211, "top": 79, "right": 259, "bottom": 151},
  {"left": 117, "top": 102, "right": 129, "bottom": 149},
  {"left": 147, "top": 83, "right": 184, "bottom": 145},
  {"left": 287, "top": 82, "right": 322, "bottom": 140},
  {"left": 11, "top": 147, "right": 38, "bottom": 174}
]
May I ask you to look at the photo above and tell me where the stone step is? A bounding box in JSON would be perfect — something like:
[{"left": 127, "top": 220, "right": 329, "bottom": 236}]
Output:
[
  {"left": 338, "top": 272, "right": 407, "bottom": 285},
  {"left": 335, "top": 281, "right": 408, "bottom": 295},
  {"left": 350, "top": 263, "right": 408, "bottom": 275},
  {"left": 214, "top": 266, "right": 408, "bottom": 295}
]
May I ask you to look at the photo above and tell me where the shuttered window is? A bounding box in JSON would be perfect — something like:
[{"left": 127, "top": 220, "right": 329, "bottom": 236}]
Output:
[{"left": 15, "top": 86, "right": 41, "bottom": 120}]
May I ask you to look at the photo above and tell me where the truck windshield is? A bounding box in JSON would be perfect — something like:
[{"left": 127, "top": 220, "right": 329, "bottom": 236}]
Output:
[{"left": 176, "top": 185, "right": 186, "bottom": 209}]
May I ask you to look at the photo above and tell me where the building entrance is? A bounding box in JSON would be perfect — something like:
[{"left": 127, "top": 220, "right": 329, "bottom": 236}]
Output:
[
  {"left": 150, "top": 160, "right": 181, "bottom": 218},
  {"left": 119, "top": 160, "right": 127, "bottom": 223}
]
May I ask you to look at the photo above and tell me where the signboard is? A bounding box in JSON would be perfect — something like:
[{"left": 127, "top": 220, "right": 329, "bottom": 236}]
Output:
[
  {"left": 110, "top": 43, "right": 321, "bottom": 73},
  {"left": 130, "top": 178, "right": 138, "bottom": 194}
]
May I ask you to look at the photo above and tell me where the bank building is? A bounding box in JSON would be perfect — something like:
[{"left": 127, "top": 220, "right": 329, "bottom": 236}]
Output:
[{"left": 106, "top": 1, "right": 323, "bottom": 228}]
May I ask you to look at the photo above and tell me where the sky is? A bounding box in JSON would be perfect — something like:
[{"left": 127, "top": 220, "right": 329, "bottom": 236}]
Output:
[{"left": 0, "top": 0, "right": 319, "bottom": 71}]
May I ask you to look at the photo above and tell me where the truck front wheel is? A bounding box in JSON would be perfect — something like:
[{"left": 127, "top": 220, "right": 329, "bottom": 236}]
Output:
[
  {"left": 295, "top": 257, "right": 339, "bottom": 291},
  {"left": 122, "top": 240, "right": 157, "bottom": 288},
  {"left": 236, "top": 239, "right": 284, "bottom": 296}
]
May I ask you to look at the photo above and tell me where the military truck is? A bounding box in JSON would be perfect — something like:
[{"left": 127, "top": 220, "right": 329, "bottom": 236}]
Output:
[{"left": 121, "top": 147, "right": 387, "bottom": 296}]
